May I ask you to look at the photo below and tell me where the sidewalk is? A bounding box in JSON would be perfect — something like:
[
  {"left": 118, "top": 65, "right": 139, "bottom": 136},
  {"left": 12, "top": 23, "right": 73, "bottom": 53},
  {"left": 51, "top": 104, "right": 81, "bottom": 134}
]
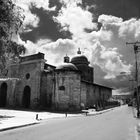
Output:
[{"left": 0, "top": 107, "right": 115, "bottom": 132}]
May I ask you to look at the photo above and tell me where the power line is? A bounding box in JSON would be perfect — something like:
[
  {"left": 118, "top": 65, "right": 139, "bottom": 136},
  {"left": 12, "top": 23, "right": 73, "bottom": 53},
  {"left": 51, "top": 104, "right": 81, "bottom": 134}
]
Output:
[{"left": 126, "top": 41, "right": 140, "bottom": 118}]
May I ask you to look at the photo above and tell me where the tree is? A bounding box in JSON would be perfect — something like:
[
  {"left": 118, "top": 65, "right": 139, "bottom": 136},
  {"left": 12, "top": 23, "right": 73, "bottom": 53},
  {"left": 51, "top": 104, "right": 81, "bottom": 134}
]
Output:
[{"left": 0, "top": 0, "right": 25, "bottom": 74}]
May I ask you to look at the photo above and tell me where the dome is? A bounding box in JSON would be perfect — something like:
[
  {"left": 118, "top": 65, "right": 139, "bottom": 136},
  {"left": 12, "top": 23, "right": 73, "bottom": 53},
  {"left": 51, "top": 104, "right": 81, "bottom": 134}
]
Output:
[
  {"left": 71, "top": 55, "right": 89, "bottom": 65},
  {"left": 56, "top": 63, "right": 78, "bottom": 71}
]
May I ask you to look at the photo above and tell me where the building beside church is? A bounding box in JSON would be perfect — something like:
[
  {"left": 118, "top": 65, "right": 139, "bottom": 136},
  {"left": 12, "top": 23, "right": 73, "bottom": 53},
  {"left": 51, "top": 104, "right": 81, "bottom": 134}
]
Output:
[{"left": 0, "top": 49, "right": 112, "bottom": 111}]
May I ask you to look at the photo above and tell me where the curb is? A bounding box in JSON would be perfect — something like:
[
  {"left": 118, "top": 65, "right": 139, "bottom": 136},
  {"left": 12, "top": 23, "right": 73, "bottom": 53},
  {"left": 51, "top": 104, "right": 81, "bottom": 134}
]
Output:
[
  {"left": 0, "top": 108, "right": 115, "bottom": 132},
  {"left": 0, "top": 122, "right": 39, "bottom": 132}
]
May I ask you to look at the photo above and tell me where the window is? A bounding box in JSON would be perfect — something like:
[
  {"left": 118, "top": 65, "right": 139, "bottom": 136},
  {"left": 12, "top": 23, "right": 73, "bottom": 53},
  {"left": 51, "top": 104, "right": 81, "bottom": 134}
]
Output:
[
  {"left": 59, "top": 86, "right": 65, "bottom": 90},
  {"left": 26, "top": 73, "right": 30, "bottom": 79}
]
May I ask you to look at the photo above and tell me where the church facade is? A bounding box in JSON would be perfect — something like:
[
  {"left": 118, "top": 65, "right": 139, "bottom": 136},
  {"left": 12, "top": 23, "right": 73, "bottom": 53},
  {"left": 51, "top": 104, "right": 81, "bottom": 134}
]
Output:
[{"left": 0, "top": 50, "right": 112, "bottom": 111}]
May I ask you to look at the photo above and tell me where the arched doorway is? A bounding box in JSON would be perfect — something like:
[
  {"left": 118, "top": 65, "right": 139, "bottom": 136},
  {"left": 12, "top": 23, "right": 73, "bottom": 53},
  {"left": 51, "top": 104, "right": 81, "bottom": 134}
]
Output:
[
  {"left": 0, "top": 83, "right": 7, "bottom": 107},
  {"left": 22, "top": 86, "right": 31, "bottom": 108}
]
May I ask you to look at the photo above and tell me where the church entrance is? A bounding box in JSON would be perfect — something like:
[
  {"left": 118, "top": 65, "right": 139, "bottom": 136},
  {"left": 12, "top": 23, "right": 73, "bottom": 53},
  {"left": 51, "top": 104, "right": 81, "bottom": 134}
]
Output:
[
  {"left": 22, "top": 86, "right": 31, "bottom": 108},
  {"left": 0, "top": 83, "right": 7, "bottom": 107}
]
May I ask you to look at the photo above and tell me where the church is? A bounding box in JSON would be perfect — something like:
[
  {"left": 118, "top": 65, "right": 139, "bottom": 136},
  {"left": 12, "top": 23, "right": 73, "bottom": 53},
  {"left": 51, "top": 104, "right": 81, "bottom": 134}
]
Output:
[{"left": 0, "top": 49, "right": 112, "bottom": 111}]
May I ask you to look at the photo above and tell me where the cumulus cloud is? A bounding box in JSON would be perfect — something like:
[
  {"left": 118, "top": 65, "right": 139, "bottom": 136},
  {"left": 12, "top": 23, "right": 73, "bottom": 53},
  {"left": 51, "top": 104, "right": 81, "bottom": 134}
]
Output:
[
  {"left": 55, "top": 2, "right": 97, "bottom": 39},
  {"left": 91, "top": 42, "right": 131, "bottom": 79},
  {"left": 60, "top": 0, "right": 82, "bottom": 5},
  {"left": 90, "top": 29, "right": 113, "bottom": 42},
  {"left": 119, "top": 18, "right": 140, "bottom": 39},
  {"left": 98, "top": 15, "right": 140, "bottom": 42},
  {"left": 98, "top": 14, "right": 123, "bottom": 25},
  {"left": 87, "top": 15, "right": 140, "bottom": 80},
  {"left": 14, "top": 0, "right": 56, "bottom": 31}
]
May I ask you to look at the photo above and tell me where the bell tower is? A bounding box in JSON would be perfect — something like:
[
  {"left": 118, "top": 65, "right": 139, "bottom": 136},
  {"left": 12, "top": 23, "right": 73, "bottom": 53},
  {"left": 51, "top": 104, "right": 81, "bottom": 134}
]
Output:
[
  {"left": 71, "top": 49, "right": 94, "bottom": 83},
  {"left": 64, "top": 54, "right": 70, "bottom": 63}
]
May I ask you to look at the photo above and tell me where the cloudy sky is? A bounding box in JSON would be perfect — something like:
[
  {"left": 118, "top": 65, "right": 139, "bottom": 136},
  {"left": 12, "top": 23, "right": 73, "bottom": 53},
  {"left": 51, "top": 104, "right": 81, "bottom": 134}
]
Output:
[{"left": 13, "top": 0, "right": 140, "bottom": 95}]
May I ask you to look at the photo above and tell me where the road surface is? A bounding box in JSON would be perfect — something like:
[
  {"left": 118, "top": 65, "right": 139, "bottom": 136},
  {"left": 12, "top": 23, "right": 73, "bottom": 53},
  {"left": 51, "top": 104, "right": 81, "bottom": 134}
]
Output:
[{"left": 0, "top": 106, "right": 139, "bottom": 140}]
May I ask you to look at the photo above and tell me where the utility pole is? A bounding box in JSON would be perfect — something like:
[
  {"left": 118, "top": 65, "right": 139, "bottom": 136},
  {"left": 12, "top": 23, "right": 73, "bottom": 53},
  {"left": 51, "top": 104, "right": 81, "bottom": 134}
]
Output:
[{"left": 126, "top": 41, "right": 140, "bottom": 118}]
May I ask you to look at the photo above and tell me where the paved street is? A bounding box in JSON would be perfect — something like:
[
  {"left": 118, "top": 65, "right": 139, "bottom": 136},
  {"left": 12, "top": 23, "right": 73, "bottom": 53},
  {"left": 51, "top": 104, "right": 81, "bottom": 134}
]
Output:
[{"left": 0, "top": 106, "right": 139, "bottom": 140}]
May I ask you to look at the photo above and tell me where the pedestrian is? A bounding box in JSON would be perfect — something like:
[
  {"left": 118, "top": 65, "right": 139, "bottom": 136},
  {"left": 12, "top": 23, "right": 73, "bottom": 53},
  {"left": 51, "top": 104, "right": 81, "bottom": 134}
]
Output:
[
  {"left": 65, "top": 112, "right": 67, "bottom": 117},
  {"left": 36, "top": 114, "right": 39, "bottom": 120}
]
